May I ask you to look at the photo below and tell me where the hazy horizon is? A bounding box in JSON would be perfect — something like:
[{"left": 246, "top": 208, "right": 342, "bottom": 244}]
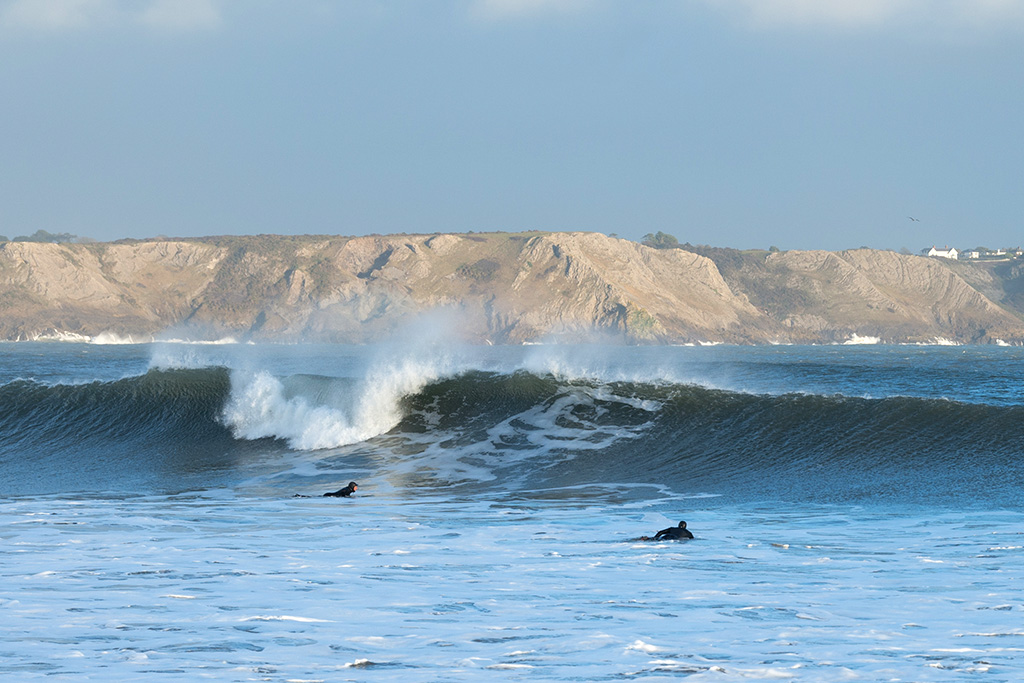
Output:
[{"left": 1, "top": 227, "right": 1016, "bottom": 255}]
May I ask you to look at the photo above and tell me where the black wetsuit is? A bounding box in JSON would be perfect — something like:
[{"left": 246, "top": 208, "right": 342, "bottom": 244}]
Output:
[
  {"left": 324, "top": 482, "right": 358, "bottom": 498},
  {"left": 653, "top": 522, "right": 694, "bottom": 540}
]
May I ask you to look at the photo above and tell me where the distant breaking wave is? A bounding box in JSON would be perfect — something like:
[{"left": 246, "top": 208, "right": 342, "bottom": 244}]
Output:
[{"left": 9, "top": 330, "right": 243, "bottom": 345}]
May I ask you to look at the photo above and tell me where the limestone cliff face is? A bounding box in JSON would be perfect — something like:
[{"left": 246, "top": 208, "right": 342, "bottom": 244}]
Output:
[
  {"left": 1, "top": 234, "right": 1022, "bottom": 344},
  {"left": 759, "top": 249, "right": 1021, "bottom": 342},
  {"left": 686, "top": 245, "right": 1024, "bottom": 343},
  {"left": 191, "top": 232, "right": 764, "bottom": 343},
  {"left": 0, "top": 240, "right": 225, "bottom": 339}
]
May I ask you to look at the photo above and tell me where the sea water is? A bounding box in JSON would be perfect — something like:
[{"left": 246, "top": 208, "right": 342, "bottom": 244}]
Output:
[{"left": 2, "top": 341, "right": 1023, "bottom": 681}]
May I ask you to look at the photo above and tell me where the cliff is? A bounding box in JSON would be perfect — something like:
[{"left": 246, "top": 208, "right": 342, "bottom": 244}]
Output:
[
  {"left": 1, "top": 232, "right": 1022, "bottom": 344},
  {"left": 690, "top": 245, "right": 1024, "bottom": 343}
]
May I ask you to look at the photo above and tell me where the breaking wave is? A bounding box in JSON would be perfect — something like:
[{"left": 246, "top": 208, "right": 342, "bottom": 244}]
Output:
[{"left": 3, "top": 361, "right": 1024, "bottom": 504}]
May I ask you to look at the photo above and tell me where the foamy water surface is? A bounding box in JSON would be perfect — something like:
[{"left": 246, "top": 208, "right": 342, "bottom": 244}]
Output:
[
  {"left": 3, "top": 491, "right": 1022, "bottom": 681},
  {"left": 4, "top": 341, "right": 1024, "bottom": 681}
]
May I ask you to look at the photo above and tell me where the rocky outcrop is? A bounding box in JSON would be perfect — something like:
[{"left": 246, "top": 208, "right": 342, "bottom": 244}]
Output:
[
  {"left": 0, "top": 240, "right": 225, "bottom": 340},
  {"left": 756, "top": 249, "right": 1015, "bottom": 341},
  {"left": 685, "top": 245, "right": 1024, "bottom": 343},
  {"left": 1, "top": 234, "right": 1022, "bottom": 344}
]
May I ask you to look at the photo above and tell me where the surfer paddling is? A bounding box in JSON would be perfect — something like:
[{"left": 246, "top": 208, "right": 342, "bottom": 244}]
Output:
[
  {"left": 324, "top": 482, "right": 358, "bottom": 498},
  {"left": 639, "top": 521, "right": 694, "bottom": 541},
  {"left": 293, "top": 481, "right": 359, "bottom": 499}
]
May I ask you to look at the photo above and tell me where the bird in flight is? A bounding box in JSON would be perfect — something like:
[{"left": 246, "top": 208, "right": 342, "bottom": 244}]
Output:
[{"left": 908, "top": 216, "right": 920, "bottom": 222}]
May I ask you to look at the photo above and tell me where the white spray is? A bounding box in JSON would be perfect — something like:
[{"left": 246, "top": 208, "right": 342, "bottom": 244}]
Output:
[{"left": 219, "top": 311, "right": 470, "bottom": 450}]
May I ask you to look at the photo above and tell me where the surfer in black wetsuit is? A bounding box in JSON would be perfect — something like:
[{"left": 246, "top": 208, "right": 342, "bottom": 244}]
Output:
[
  {"left": 640, "top": 521, "right": 694, "bottom": 541},
  {"left": 324, "top": 482, "right": 358, "bottom": 498}
]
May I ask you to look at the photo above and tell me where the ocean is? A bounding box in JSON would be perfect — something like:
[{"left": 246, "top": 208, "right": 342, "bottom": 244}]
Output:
[{"left": 2, "top": 340, "right": 1023, "bottom": 681}]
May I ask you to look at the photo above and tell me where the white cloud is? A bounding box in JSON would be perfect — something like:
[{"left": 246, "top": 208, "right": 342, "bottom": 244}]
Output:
[
  {"left": 140, "top": 0, "right": 220, "bottom": 31},
  {"left": 471, "top": 0, "right": 596, "bottom": 20},
  {"left": 697, "top": 0, "right": 1024, "bottom": 30},
  {"left": 0, "top": 0, "right": 221, "bottom": 32},
  {"left": 714, "top": 0, "right": 902, "bottom": 28},
  {"left": 947, "top": 0, "right": 1024, "bottom": 27},
  {"left": 470, "top": 0, "right": 1024, "bottom": 30},
  {"left": 0, "top": 0, "right": 116, "bottom": 30}
]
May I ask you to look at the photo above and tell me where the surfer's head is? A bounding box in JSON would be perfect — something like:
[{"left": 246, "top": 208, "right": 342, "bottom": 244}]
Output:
[
  {"left": 678, "top": 521, "right": 687, "bottom": 528},
  {"left": 349, "top": 482, "right": 358, "bottom": 490}
]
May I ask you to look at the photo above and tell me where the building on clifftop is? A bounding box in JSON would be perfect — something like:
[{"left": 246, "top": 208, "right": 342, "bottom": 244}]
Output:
[{"left": 927, "top": 245, "right": 959, "bottom": 259}]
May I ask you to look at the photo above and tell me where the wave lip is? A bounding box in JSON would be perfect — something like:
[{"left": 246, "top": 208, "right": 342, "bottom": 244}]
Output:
[{"left": 219, "top": 356, "right": 453, "bottom": 450}]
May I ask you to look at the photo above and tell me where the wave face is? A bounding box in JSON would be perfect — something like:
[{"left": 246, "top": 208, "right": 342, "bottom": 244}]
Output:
[
  {"left": 3, "top": 360, "right": 1024, "bottom": 506},
  {"left": 390, "top": 371, "right": 1024, "bottom": 506},
  {"left": 0, "top": 368, "right": 249, "bottom": 495}
]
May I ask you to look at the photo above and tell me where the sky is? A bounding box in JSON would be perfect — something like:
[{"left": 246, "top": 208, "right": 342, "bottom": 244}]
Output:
[{"left": 0, "top": 0, "right": 1022, "bottom": 251}]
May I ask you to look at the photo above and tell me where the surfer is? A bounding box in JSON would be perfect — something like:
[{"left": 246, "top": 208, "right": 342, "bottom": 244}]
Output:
[
  {"left": 324, "top": 482, "right": 358, "bottom": 498},
  {"left": 640, "top": 521, "right": 693, "bottom": 541}
]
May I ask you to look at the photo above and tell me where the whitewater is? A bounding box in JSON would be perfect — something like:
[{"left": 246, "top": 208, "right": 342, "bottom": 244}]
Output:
[{"left": 2, "top": 340, "right": 1024, "bottom": 681}]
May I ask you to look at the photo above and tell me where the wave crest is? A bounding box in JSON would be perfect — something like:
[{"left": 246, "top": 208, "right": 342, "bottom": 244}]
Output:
[{"left": 220, "top": 357, "right": 451, "bottom": 450}]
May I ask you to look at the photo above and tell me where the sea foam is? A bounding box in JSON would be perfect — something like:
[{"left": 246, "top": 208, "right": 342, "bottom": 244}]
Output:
[{"left": 220, "top": 351, "right": 460, "bottom": 451}]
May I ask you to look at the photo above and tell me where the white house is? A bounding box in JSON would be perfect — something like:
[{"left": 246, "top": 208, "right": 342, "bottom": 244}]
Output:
[{"left": 927, "top": 245, "right": 958, "bottom": 260}]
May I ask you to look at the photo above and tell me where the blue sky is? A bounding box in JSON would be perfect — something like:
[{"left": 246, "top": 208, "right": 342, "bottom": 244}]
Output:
[{"left": 1, "top": 0, "right": 1022, "bottom": 251}]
